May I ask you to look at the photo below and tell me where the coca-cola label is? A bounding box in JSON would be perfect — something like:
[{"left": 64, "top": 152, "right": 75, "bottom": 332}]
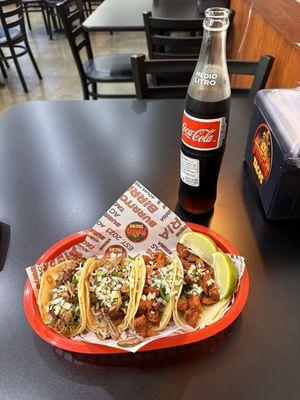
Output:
[{"left": 182, "top": 111, "right": 226, "bottom": 151}]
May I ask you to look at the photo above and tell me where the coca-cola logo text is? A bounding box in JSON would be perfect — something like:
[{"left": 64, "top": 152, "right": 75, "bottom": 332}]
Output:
[
  {"left": 181, "top": 112, "right": 224, "bottom": 151},
  {"left": 182, "top": 123, "right": 216, "bottom": 144}
]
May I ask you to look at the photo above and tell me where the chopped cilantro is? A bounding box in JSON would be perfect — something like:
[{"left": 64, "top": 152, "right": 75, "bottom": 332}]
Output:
[
  {"left": 71, "top": 276, "right": 78, "bottom": 285},
  {"left": 159, "top": 288, "right": 170, "bottom": 302}
]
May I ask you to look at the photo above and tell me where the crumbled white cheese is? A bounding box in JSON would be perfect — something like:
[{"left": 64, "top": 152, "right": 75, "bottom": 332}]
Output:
[
  {"left": 90, "top": 259, "right": 133, "bottom": 310},
  {"left": 46, "top": 265, "right": 83, "bottom": 319},
  {"left": 51, "top": 297, "right": 64, "bottom": 305},
  {"left": 187, "top": 263, "right": 206, "bottom": 283},
  {"left": 147, "top": 263, "right": 174, "bottom": 298},
  {"left": 190, "top": 284, "right": 203, "bottom": 296},
  {"left": 54, "top": 305, "right": 61, "bottom": 315}
]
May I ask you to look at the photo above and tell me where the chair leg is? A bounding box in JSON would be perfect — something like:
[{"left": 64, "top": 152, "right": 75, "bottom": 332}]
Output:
[
  {"left": 0, "top": 49, "right": 9, "bottom": 69},
  {"left": 83, "top": 2, "right": 88, "bottom": 18},
  {"left": 0, "top": 59, "right": 7, "bottom": 79},
  {"left": 10, "top": 48, "right": 28, "bottom": 93},
  {"left": 24, "top": 4, "right": 32, "bottom": 31},
  {"left": 57, "top": 12, "right": 63, "bottom": 31},
  {"left": 51, "top": 8, "right": 58, "bottom": 31},
  {"left": 82, "top": 81, "right": 90, "bottom": 100},
  {"left": 24, "top": 38, "right": 43, "bottom": 80},
  {"left": 45, "top": 5, "right": 53, "bottom": 40},
  {"left": 41, "top": 5, "right": 49, "bottom": 34},
  {"left": 92, "top": 82, "right": 97, "bottom": 99}
]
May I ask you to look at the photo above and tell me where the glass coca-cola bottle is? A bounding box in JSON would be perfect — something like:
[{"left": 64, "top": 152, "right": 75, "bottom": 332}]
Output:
[{"left": 178, "top": 7, "right": 231, "bottom": 214}]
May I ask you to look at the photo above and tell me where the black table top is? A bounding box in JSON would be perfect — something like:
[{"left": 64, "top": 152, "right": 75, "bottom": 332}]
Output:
[
  {"left": 0, "top": 99, "right": 299, "bottom": 400},
  {"left": 83, "top": 0, "right": 202, "bottom": 31}
]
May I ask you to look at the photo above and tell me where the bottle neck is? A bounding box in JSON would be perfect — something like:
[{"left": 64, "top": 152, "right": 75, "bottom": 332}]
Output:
[
  {"left": 188, "top": 21, "right": 231, "bottom": 102},
  {"left": 198, "top": 29, "right": 227, "bottom": 69}
]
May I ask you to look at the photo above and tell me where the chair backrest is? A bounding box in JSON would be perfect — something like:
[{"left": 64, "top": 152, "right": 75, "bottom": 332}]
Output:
[
  {"left": 131, "top": 54, "right": 274, "bottom": 99},
  {"left": 143, "top": 10, "right": 235, "bottom": 60},
  {"left": 0, "top": 0, "right": 26, "bottom": 44},
  {"left": 143, "top": 11, "right": 204, "bottom": 60},
  {"left": 197, "top": 0, "right": 230, "bottom": 14},
  {"left": 57, "top": 0, "right": 93, "bottom": 83}
]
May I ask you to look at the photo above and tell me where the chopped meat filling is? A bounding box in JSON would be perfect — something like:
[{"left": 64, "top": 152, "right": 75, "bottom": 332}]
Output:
[
  {"left": 56, "top": 263, "right": 78, "bottom": 286},
  {"left": 147, "top": 309, "right": 160, "bottom": 325},
  {"left": 107, "top": 307, "right": 125, "bottom": 321},
  {"left": 88, "top": 257, "right": 132, "bottom": 330},
  {"left": 178, "top": 294, "right": 202, "bottom": 328},
  {"left": 176, "top": 243, "right": 220, "bottom": 327},
  {"left": 47, "top": 262, "right": 82, "bottom": 336},
  {"left": 134, "top": 314, "right": 147, "bottom": 337},
  {"left": 134, "top": 252, "right": 171, "bottom": 338}
]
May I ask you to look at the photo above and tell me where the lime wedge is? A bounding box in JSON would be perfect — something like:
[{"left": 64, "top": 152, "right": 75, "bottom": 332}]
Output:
[
  {"left": 213, "top": 252, "right": 238, "bottom": 300},
  {"left": 178, "top": 232, "right": 218, "bottom": 265}
]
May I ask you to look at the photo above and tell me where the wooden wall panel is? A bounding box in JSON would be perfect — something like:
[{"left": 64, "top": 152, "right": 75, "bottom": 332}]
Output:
[
  {"left": 228, "top": 0, "right": 300, "bottom": 88},
  {"left": 252, "top": 0, "right": 300, "bottom": 43}
]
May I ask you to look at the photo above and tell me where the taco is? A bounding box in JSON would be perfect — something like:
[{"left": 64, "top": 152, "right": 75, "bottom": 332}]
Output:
[
  {"left": 173, "top": 243, "right": 231, "bottom": 329},
  {"left": 38, "top": 259, "right": 88, "bottom": 337},
  {"left": 131, "top": 252, "right": 180, "bottom": 338},
  {"left": 83, "top": 256, "right": 139, "bottom": 340}
]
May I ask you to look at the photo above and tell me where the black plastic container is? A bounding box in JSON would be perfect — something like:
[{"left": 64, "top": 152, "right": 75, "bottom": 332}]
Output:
[{"left": 245, "top": 89, "right": 300, "bottom": 220}]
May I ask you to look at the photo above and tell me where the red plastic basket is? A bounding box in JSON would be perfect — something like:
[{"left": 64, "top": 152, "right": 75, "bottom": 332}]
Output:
[{"left": 24, "top": 223, "right": 249, "bottom": 353}]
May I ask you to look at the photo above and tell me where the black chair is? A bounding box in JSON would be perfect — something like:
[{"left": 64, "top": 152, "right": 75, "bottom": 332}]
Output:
[
  {"left": 0, "top": 48, "right": 9, "bottom": 80},
  {"left": 44, "top": 0, "right": 64, "bottom": 40},
  {"left": 82, "top": 0, "right": 102, "bottom": 17},
  {"left": 56, "top": 0, "right": 134, "bottom": 99},
  {"left": 143, "top": 11, "right": 204, "bottom": 60},
  {"left": 131, "top": 54, "right": 274, "bottom": 99},
  {"left": 143, "top": 10, "right": 234, "bottom": 60},
  {"left": 44, "top": 0, "right": 100, "bottom": 40},
  {"left": 0, "top": 35, "right": 10, "bottom": 78},
  {"left": 0, "top": 0, "right": 42, "bottom": 92},
  {"left": 143, "top": 10, "right": 234, "bottom": 86},
  {"left": 22, "top": 0, "right": 48, "bottom": 33}
]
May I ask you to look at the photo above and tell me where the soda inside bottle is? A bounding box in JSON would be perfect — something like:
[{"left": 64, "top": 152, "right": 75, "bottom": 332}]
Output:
[{"left": 178, "top": 8, "right": 231, "bottom": 214}]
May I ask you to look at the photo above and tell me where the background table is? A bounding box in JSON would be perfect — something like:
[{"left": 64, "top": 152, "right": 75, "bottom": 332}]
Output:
[
  {"left": 83, "top": 0, "right": 202, "bottom": 32},
  {"left": 0, "top": 98, "right": 299, "bottom": 400}
]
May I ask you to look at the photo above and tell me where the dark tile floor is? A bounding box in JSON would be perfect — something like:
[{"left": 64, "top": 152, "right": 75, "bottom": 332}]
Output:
[{"left": 0, "top": 11, "right": 147, "bottom": 115}]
